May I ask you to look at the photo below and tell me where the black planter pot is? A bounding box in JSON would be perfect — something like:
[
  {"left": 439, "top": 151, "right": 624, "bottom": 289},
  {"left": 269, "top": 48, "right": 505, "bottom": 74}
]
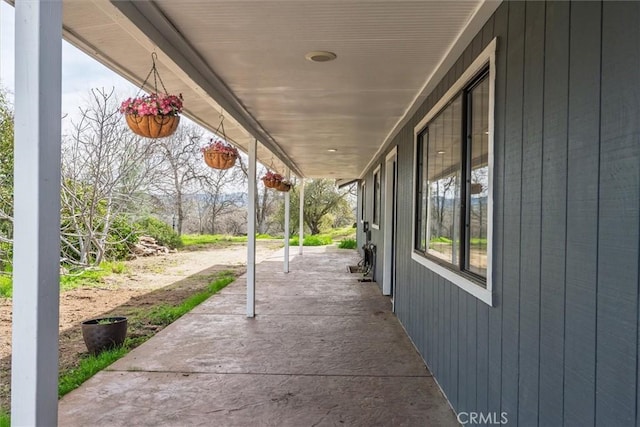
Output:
[{"left": 81, "top": 316, "right": 128, "bottom": 355}]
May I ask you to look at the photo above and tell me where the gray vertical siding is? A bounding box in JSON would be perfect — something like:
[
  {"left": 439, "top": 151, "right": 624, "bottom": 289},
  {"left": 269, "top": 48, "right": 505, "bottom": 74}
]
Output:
[
  {"left": 564, "top": 3, "right": 600, "bottom": 425},
  {"left": 539, "top": 2, "right": 569, "bottom": 426},
  {"left": 361, "top": 1, "right": 640, "bottom": 425},
  {"left": 519, "top": 2, "right": 544, "bottom": 425},
  {"left": 487, "top": 3, "right": 508, "bottom": 419},
  {"left": 597, "top": 2, "right": 640, "bottom": 425},
  {"left": 501, "top": 1, "right": 525, "bottom": 423}
]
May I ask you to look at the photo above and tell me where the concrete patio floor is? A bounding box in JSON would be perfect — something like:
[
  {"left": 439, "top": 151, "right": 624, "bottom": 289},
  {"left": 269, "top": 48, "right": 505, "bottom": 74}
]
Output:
[{"left": 58, "top": 246, "right": 458, "bottom": 426}]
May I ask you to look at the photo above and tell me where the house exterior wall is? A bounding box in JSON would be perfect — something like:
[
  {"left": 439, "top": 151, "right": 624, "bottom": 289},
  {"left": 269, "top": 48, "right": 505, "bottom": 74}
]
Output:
[{"left": 360, "top": 1, "right": 640, "bottom": 425}]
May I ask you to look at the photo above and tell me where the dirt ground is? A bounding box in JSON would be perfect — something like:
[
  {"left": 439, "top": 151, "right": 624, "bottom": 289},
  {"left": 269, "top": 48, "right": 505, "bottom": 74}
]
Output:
[{"left": 0, "top": 240, "right": 281, "bottom": 413}]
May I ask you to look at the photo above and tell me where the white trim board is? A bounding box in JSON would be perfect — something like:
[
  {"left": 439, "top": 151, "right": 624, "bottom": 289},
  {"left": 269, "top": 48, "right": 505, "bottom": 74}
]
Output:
[{"left": 382, "top": 147, "right": 398, "bottom": 297}]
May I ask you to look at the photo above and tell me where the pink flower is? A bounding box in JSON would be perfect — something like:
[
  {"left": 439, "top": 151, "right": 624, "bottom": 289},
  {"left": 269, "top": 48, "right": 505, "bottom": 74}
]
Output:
[
  {"left": 201, "top": 138, "right": 239, "bottom": 157},
  {"left": 120, "top": 93, "right": 184, "bottom": 117},
  {"left": 263, "top": 171, "right": 284, "bottom": 182}
]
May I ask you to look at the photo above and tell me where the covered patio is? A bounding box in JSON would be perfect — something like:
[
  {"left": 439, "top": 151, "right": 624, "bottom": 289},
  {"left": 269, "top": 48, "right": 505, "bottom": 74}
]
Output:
[
  {"left": 10, "top": 0, "right": 640, "bottom": 423},
  {"left": 7, "top": 1, "right": 493, "bottom": 423},
  {"left": 10, "top": 0, "right": 640, "bottom": 424},
  {"left": 57, "top": 247, "right": 457, "bottom": 426}
]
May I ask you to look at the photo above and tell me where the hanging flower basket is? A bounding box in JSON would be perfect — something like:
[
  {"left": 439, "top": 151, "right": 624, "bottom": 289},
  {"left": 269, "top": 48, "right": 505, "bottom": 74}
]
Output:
[
  {"left": 262, "top": 171, "right": 283, "bottom": 189},
  {"left": 120, "top": 53, "right": 184, "bottom": 139},
  {"left": 276, "top": 181, "right": 292, "bottom": 192},
  {"left": 263, "top": 178, "right": 279, "bottom": 188},
  {"left": 124, "top": 113, "right": 181, "bottom": 139},
  {"left": 262, "top": 171, "right": 291, "bottom": 191},
  {"left": 203, "top": 150, "right": 236, "bottom": 170},
  {"left": 202, "top": 139, "right": 239, "bottom": 170}
]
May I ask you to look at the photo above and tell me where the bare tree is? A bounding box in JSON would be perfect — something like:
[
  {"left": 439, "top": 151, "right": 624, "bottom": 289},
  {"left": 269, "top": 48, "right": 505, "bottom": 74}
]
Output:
[
  {"left": 60, "top": 88, "right": 158, "bottom": 266},
  {"left": 431, "top": 175, "right": 458, "bottom": 238},
  {"left": 256, "top": 182, "right": 282, "bottom": 234},
  {"left": 237, "top": 156, "right": 282, "bottom": 235},
  {"left": 150, "top": 123, "right": 205, "bottom": 235},
  {"left": 198, "top": 165, "right": 244, "bottom": 234},
  {"left": 470, "top": 167, "right": 488, "bottom": 237}
]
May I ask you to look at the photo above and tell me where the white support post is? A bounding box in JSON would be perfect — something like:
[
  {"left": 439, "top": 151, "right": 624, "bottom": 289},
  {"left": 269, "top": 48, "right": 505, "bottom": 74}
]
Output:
[
  {"left": 283, "top": 169, "right": 290, "bottom": 273},
  {"left": 11, "top": 1, "right": 63, "bottom": 425},
  {"left": 298, "top": 177, "right": 304, "bottom": 255},
  {"left": 246, "top": 139, "right": 257, "bottom": 317}
]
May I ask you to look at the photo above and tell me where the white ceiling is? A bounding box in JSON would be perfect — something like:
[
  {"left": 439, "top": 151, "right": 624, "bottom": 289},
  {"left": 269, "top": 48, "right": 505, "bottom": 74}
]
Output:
[{"left": 57, "top": 0, "right": 497, "bottom": 179}]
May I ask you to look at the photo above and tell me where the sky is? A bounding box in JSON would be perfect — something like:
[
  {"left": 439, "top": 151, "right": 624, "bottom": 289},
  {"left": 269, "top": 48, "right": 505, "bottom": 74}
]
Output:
[{"left": 1, "top": 2, "right": 139, "bottom": 133}]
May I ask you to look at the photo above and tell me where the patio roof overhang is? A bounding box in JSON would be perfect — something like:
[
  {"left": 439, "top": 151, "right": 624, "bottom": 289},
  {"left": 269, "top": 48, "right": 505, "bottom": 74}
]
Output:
[{"left": 18, "top": 0, "right": 500, "bottom": 180}]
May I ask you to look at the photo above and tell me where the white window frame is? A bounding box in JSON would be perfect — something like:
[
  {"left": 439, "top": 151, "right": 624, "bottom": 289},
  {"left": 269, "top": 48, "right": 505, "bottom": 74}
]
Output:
[
  {"left": 411, "top": 38, "right": 496, "bottom": 307},
  {"left": 371, "top": 164, "right": 381, "bottom": 229},
  {"left": 360, "top": 182, "right": 366, "bottom": 223}
]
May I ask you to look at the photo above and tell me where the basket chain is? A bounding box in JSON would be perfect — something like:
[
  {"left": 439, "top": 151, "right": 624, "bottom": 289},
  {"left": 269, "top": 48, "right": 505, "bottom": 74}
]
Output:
[{"left": 136, "top": 52, "right": 170, "bottom": 97}]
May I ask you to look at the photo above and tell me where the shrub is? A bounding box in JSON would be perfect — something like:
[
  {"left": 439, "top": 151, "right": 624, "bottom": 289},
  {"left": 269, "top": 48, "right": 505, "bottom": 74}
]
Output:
[
  {"left": 135, "top": 217, "right": 183, "bottom": 249},
  {"left": 338, "top": 238, "right": 357, "bottom": 249},
  {"left": 0, "top": 275, "right": 11, "bottom": 298},
  {"left": 105, "top": 215, "right": 139, "bottom": 261},
  {"left": 0, "top": 241, "right": 12, "bottom": 272}
]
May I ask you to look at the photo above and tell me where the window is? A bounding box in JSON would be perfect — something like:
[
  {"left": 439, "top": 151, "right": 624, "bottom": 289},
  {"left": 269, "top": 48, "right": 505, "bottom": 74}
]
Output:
[
  {"left": 412, "top": 38, "right": 495, "bottom": 306},
  {"left": 372, "top": 165, "right": 381, "bottom": 229}
]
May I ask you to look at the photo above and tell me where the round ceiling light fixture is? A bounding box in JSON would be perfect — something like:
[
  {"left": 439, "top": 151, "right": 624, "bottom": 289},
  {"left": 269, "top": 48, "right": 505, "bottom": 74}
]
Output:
[
  {"left": 305, "top": 51, "right": 337, "bottom": 63},
  {"left": 327, "top": 148, "right": 338, "bottom": 152}
]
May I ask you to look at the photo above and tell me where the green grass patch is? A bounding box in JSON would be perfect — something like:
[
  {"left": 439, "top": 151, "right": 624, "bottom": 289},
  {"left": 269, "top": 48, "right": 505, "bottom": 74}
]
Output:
[
  {"left": 229, "top": 236, "right": 248, "bottom": 242},
  {"left": 58, "top": 345, "right": 129, "bottom": 397},
  {"left": 470, "top": 237, "right": 488, "bottom": 246},
  {"left": 181, "top": 234, "right": 219, "bottom": 246},
  {"left": 338, "top": 238, "right": 357, "bottom": 249},
  {"left": 59, "top": 261, "right": 128, "bottom": 292},
  {"left": 427, "top": 237, "right": 486, "bottom": 247},
  {"left": 60, "top": 268, "right": 108, "bottom": 291},
  {"left": 181, "top": 233, "right": 279, "bottom": 248},
  {"left": 1, "top": 261, "right": 127, "bottom": 297},
  {"left": 430, "top": 236, "right": 452, "bottom": 244},
  {"left": 102, "top": 261, "right": 128, "bottom": 274},
  {"left": 326, "top": 226, "right": 357, "bottom": 240},
  {"left": 181, "top": 234, "right": 246, "bottom": 246},
  {"left": 57, "top": 271, "right": 236, "bottom": 398},
  {"left": 289, "top": 234, "right": 333, "bottom": 246},
  {"left": 148, "top": 273, "right": 235, "bottom": 326},
  {"left": 0, "top": 275, "right": 11, "bottom": 298},
  {"left": 0, "top": 409, "right": 9, "bottom": 427},
  {"left": 256, "top": 233, "right": 277, "bottom": 239}
]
